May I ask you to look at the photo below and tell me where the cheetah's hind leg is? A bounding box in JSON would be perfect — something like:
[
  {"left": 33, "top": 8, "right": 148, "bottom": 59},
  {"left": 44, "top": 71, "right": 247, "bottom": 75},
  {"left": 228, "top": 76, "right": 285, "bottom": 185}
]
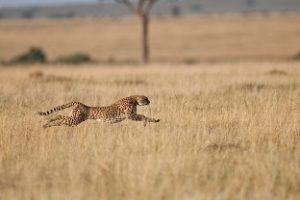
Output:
[
  {"left": 47, "top": 115, "right": 65, "bottom": 122},
  {"left": 42, "top": 115, "right": 76, "bottom": 128},
  {"left": 42, "top": 115, "right": 65, "bottom": 128}
]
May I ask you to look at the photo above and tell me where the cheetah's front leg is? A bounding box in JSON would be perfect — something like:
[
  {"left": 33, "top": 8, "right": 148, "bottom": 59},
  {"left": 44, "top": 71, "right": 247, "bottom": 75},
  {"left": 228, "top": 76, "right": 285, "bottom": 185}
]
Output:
[{"left": 128, "top": 114, "right": 160, "bottom": 127}]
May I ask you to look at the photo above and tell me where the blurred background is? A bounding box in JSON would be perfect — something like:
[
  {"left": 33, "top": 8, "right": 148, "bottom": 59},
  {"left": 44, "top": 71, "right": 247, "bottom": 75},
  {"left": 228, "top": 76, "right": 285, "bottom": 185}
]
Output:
[
  {"left": 0, "top": 0, "right": 299, "bottom": 65},
  {"left": 1, "top": 0, "right": 300, "bottom": 18}
]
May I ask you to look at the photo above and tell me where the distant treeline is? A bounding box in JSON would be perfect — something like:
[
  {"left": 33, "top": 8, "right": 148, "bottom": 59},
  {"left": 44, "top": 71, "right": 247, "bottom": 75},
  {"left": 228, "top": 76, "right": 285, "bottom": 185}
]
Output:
[
  {"left": 1, "top": 46, "right": 300, "bottom": 66},
  {"left": 0, "top": 47, "right": 141, "bottom": 66},
  {"left": 0, "top": 0, "right": 300, "bottom": 20},
  {"left": 2, "top": 47, "right": 93, "bottom": 65}
]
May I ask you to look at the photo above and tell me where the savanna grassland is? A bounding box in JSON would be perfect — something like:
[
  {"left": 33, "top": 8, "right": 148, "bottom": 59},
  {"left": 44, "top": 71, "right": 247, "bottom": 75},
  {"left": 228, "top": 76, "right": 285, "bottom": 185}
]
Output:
[
  {"left": 0, "top": 62, "right": 300, "bottom": 200},
  {"left": 0, "top": 12, "right": 300, "bottom": 200}
]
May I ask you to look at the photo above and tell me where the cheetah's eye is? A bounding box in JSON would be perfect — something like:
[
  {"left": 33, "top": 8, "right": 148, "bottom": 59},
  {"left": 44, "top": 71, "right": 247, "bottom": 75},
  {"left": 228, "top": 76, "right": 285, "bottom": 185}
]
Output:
[{"left": 137, "top": 97, "right": 150, "bottom": 106}]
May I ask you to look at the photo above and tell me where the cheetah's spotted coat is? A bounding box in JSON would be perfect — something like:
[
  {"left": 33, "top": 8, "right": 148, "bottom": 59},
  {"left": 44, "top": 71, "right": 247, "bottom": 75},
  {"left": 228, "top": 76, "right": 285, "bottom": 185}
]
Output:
[{"left": 38, "top": 95, "right": 160, "bottom": 128}]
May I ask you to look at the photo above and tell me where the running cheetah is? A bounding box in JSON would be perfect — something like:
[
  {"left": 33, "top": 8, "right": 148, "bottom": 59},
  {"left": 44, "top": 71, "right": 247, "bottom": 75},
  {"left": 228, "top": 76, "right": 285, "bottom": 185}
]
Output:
[{"left": 38, "top": 95, "right": 160, "bottom": 128}]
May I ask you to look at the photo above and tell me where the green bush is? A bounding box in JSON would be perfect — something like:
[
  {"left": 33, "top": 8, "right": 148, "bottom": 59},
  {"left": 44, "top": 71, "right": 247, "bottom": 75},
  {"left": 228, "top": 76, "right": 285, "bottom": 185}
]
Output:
[
  {"left": 56, "top": 53, "right": 92, "bottom": 65},
  {"left": 10, "top": 47, "right": 47, "bottom": 64},
  {"left": 293, "top": 51, "right": 300, "bottom": 61}
]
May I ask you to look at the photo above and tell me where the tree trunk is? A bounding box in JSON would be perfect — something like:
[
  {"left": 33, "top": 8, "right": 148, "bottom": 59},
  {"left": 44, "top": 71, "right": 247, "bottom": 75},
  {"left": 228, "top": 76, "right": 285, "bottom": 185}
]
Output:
[{"left": 141, "top": 14, "right": 149, "bottom": 64}]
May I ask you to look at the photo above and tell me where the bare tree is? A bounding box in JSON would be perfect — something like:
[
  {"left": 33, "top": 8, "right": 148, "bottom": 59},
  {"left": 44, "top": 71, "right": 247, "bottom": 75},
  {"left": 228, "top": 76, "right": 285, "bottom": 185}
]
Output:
[{"left": 117, "top": 0, "right": 158, "bottom": 64}]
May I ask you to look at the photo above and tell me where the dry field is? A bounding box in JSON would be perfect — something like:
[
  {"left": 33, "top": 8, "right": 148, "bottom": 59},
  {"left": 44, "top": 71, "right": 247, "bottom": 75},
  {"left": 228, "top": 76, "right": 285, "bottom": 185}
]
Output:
[
  {"left": 0, "top": 12, "right": 300, "bottom": 62},
  {"left": 1, "top": 11, "right": 300, "bottom": 200},
  {"left": 0, "top": 61, "right": 300, "bottom": 200}
]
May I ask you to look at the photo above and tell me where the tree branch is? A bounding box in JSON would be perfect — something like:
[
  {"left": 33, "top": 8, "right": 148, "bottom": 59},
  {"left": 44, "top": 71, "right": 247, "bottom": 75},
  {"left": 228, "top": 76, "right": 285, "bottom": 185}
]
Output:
[
  {"left": 136, "top": 0, "right": 144, "bottom": 16},
  {"left": 117, "top": 0, "right": 158, "bottom": 16},
  {"left": 145, "top": 0, "right": 157, "bottom": 15},
  {"left": 119, "top": 0, "right": 136, "bottom": 13}
]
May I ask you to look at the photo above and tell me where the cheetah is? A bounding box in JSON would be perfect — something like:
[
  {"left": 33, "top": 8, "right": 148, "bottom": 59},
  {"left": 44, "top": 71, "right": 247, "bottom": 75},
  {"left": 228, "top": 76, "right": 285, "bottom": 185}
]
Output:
[{"left": 38, "top": 95, "right": 160, "bottom": 128}]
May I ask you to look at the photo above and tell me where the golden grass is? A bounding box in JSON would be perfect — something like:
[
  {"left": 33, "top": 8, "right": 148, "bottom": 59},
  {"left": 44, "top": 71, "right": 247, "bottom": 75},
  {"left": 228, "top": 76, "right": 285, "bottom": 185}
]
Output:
[
  {"left": 0, "top": 12, "right": 300, "bottom": 62},
  {"left": 0, "top": 61, "right": 300, "bottom": 200}
]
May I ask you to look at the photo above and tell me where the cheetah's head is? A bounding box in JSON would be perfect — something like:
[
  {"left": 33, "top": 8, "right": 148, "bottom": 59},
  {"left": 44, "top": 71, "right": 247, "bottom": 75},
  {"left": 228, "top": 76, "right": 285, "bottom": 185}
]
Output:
[{"left": 135, "top": 95, "right": 150, "bottom": 106}]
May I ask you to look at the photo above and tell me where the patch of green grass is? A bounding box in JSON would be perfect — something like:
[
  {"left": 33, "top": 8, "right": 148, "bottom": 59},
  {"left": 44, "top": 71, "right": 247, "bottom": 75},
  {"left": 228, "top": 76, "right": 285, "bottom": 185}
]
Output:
[
  {"left": 10, "top": 47, "right": 47, "bottom": 64},
  {"left": 55, "top": 53, "right": 93, "bottom": 65}
]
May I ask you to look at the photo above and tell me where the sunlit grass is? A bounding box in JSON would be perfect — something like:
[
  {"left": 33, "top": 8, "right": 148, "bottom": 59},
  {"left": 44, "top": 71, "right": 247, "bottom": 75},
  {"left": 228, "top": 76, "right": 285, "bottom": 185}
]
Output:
[{"left": 0, "top": 61, "right": 300, "bottom": 200}]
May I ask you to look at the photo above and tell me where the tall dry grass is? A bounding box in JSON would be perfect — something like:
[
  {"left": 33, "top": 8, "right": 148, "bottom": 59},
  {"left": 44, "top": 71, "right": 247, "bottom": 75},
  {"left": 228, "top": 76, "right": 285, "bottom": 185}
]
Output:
[{"left": 0, "top": 61, "right": 300, "bottom": 200}]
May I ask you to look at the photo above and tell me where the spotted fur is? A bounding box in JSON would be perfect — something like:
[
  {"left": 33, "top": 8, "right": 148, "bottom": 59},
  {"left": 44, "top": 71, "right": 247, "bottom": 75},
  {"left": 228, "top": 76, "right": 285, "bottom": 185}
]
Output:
[{"left": 38, "top": 95, "right": 160, "bottom": 128}]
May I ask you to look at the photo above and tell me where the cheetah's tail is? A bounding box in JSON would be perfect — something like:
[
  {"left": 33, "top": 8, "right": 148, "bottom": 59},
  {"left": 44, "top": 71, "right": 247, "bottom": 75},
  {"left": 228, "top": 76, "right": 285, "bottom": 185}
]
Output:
[{"left": 38, "top": 102, "right": 81, "bottom": 116}]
